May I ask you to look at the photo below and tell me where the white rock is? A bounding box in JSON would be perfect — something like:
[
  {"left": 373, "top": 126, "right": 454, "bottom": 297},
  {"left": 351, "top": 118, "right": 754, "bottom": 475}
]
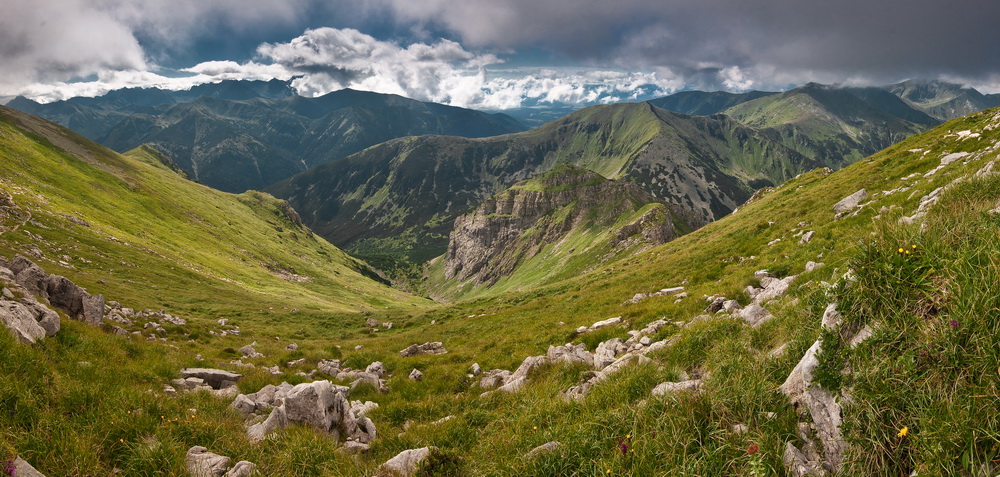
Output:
[{"left": 379, "top": 447, "right": 435, "bottom": 477}]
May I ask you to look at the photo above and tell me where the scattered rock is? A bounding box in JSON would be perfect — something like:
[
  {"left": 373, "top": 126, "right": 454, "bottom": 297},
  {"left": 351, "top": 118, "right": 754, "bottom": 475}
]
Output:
[
  {"left": 479, "top": 369, "right": 512, "bottom": 389},
  {"left": 524, "top": 441, "right": 562, "bottom": 459},
  {"left": 377, "top": 447, "right": 435, "bottom": 477},
  {"left": 238, "top": 344, "right": 264, "bottom": 359},
  {"left": 546, "top": 343, "right": 594, "bottom": 367},
  {"left": 740, "top": 304, "right": 774, "bottom": 327},
  {"left": 399, "top": 341, "right": 447, "bottom": 357},
  {"left": 236, "top": 380, "right": 376, "bottom": 444},
  {"left": 470, "top": 363, "right": 481, "bottom": 376},
  {"left": 799, "top": 231, "right": 815, "bottom": 244},
  {"left": 366, "top": 316, "right": 380, "bottom": 328},
  {"left": 179, "top": 368, "right": 242, "bottom": 390},
  {"left": 574, "top": 316, "right": 622, "bottom": 334},
  {"left": 627, "top": 286, "right": 684, "bottom": 304},
  {"left": 185, "top": 446, "right": 231, "bottom": 477},
  {"left": 805, "top": 261, "right": 824, "bottom": 273},
  {"left": 338, "top": 440, "right": 371, "bottom": 455},
  {"left": 11, "top": 456, "right": 47, "bottom": 477},
  {"left": 651, "top": 379, "right": 702, "bottom": 396},
  {"left": 365, "top": 361, "right": 386, "bottom": 377},
  {"left": 285, "top": 343, "right": 298, "bottom": 351},
  {"left": 594, "top": 338, "right": 627, "bottom": 370},
  {"left": 0, "top": 300, "right": 47, "bottom": 344},
  {"left": 833, "top": 189, "right": 868, "bottom": 213},
  {"left": 409, "top": 369, "right": 423, "bottom": 381},
  {"left": 225, "top": 461, "right": 257, "bottom": 477}
]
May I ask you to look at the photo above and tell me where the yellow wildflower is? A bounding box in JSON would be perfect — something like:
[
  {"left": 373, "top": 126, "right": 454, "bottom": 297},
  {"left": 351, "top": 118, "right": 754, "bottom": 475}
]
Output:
[
  {"left": 898, "top": 248, "right": 904, "bottom": 253},
  {"left": 911, "top": 244, "right": 917, "bottom": 249},
  {"left": 533, "top": 426, "right": 538, "bottom": 430},
  {"left": 897, "top": 426, "right": 909, "bottom": 438}
]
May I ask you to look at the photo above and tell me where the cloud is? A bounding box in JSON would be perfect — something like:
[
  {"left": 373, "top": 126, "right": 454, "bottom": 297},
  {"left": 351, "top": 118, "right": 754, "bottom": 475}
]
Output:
[{"left": 382, "top": 0, "right": 1000, "bottom": 87}]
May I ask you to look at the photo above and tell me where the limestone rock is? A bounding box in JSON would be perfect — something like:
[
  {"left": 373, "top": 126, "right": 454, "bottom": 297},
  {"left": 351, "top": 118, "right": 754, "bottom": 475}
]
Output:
[
  {"left": 546, "top": 343, "right": 593, "bottom": 367},
  {"left": 479, "top": 369, "right": 512, "bottom": 389},
  {"left": 799, "top": 231, "right": 815, "bottom": 244},
  {"left": 470, "top": 363, "right": 481, "bottom": 376},
  {"left": 365, "top": 361, "right": 386, "bottom": 377},
  {"left": 651, "top": 379, "right": 702, "bottom": 396},
  {"left": 399, "top": 341, "right": 447, "bottom": 357},
  {"left": 238, "top": 344, "right": 264, "bottom": 359},
  {"left": 833, "top": 189, "right": 868, "bottom": 212},
  {"left": 594, "top": 338, "right": 627, "bottom": 370},
  {"left": 753, "top": 275, "right": 795, "bottom": 306},
  {"left": 12, "top": 456, "right": 47, "bottom": 477},
  {"left": 805, "top": 261, "right": 824, "bottom": 273},
  {"left": 524, "top": 441, "right": 562, "bottom": 459},
  {"left": 1, "top": 300, "right": 47, "bottom": 344},
  {"left": 378, "top": 447, "right": 435, "bottom": 477},
  {"left": 225, "top": 461, "right": 257, "bottom": 477},
  {"left": 409, "top": 368, "right": 423, "bottom": 381},
  {"left": 185, "top": 446, "right": 231, "bottom": 477},
  {"left": 247, "top": 405, "right": 288, "bottom": 443},
  {"left": 180, "top": 368, "right": 242, "bottom": 390},
  {"left": 338, "top": 441, "right": 371, "bottom": 455},
  {"left": 575, "top": 316, "right": 622, "bottom": 334},
  {"left": 740, "top": 304, "right": 774, "bottom": 327}
]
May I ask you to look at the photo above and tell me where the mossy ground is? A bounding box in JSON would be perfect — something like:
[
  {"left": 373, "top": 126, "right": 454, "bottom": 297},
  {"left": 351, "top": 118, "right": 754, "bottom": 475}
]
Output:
[{"left": 2, "top": 106, "right": 999, "bottom": 475}]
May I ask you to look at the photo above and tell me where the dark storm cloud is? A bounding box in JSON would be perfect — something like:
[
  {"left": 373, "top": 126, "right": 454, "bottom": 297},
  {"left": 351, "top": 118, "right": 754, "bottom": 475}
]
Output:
[{"left": 383, "top": 0, "right": 1000, "bottom": 86}]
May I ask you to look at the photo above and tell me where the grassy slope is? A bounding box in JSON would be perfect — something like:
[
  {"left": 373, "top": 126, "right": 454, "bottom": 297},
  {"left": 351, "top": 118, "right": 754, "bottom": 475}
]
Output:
[{"left": 2, "top": 105, "right": 999, "bottom": 475}]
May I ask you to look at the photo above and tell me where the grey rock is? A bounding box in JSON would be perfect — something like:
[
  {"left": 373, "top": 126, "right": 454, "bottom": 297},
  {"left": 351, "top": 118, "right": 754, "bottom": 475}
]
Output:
[
  {"left": 705, "top": 296, "right": 726, "bottom": 313},
  {"left": 799, "top": 231, "right": 815, "bottom": 244},
  {"left": 1, "top": 300, "right": 47, "bottom": 344},
  {"left": 409, "top": 368, "right": 423, "bottom": 381},
  {"left": 225, "top": 461, "right": 257, "bottom": 477},
  {"left": 22, "top": 298, "right": 60, "bottom": 337},
  {"left": 180, "top": 368, "right": 242, "bottom": 390},
  {"left": 833, "top": 189, "right": 868, "bottom": 212},
  {"left": 247, "top": 405, "right": 288, "bottom": 443},
  {"left": 754, "top": 275, "right": 796, "bottom": 306},
  {"left": 721, "top": 299, "right": 742, "bottom": 313},
  {"left": 780, "top": 339, "right": 845, "bottom": 473},
  {"left": 479, "top": 369, "right": 512, "bottom": 389},
  {"left": 366, "top": 316, "right": 380, "bottom": 328},
  {"left": 546, "top": 343, "right": 593, "bottom": 366},
  {"left": 594, "top": 338, "right": 627, "bottom": 370},
  {"left": 821, "top": 303, "right": 841, "bottom": 330},
  {"left": 238, "top": 344, "right": 264, "bottom": 359},
  {"left": 338, "top": 440, "right": 371, "bottom": 454},
  {"left": 470, "top": 363, "right": 481, "bottom": 376},
  {"left": 740, "top": 304, "right": 774, "bottom": 327},
  {"left": 185, "top": 446, "right": 231, "bottom": 477},
  {"left": 12, "top": 457, "right": 47, "bottom": 477},
  {"left": 399, "top": 341, "right": 447, "bottom": 357},
  {"left": 365, "top": 361, "right": 387, "bottom": 377},
  {"left": 651, "top": 379, "right": 702, "bottom": 396},
  {"left": 784, "top": 441, "right": 824, "bottom": 477},
  {"left": 524, "top": 441, "right": 562, "bottom": 459},
  {"left": 378, "top": 447, "right": 435, "bottom": 477},
  {"left": 281, "top": 380, "right": 376, "bottom": 443},
  {"left": 317, "top": 359, "right": 341, "bottom": 376},
  {"left": 285, "top": 343, "right": 298, "bottom": 351},
  {"left": 805, "top": 261, "right": 824, "bottom": 273}
]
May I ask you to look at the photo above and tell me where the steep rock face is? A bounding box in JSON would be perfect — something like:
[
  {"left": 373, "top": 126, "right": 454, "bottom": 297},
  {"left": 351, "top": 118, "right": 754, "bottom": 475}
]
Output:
[{"left": 443, "top": 165, "right": 680, "bottom": 286}]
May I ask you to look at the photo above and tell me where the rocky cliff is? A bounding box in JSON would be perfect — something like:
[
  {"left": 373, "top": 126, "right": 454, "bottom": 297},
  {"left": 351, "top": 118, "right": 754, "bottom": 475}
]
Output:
[{"left": 443, "top": 165, "right": 680, "bottom": 287}]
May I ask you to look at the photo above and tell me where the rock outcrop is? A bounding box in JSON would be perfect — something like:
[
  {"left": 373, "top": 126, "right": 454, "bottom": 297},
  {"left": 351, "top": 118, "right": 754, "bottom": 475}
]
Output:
[
  {"left": 233, "top": 380, "right": 376, "bottom": 445},
  {"left": 399, "top": 342, "right": 447, "bottom": 357},
  {"left": 377, "top": 447, "right": 436, "bottom": 477},
  {"left": 444, "top": 165, "right": 680, "bottom": 286}
]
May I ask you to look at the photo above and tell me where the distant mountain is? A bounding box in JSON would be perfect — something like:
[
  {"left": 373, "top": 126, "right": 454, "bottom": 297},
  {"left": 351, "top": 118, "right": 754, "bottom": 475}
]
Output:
[
  {"left": 723, "top": 83, "right": 939, "bottom": 168},
  {"left": 883, "top": 79, "right": 1000, "bottom": 120},
  {"left": 425, "top": 164, "right": 683, "bottom": 300},
  {"left": 267, "top": 102, "right": 820, "bottom": 263},
  {"left": 647, "top": 90, "right": 778, "bottom": 116},
  {"left": 7, "top": 83, "right": 526, "bottom": 192}
]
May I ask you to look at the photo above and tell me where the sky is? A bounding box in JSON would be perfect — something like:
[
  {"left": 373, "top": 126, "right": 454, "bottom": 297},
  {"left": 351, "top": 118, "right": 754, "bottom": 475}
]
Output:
[{"left": 3, "top": 0, "right": 1000, "bottom": 109}]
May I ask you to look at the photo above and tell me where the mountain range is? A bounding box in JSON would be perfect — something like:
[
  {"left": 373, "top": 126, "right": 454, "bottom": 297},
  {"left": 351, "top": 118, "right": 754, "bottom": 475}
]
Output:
[{"left": 8, "top": 80, "right": 525, "bottom": 192}]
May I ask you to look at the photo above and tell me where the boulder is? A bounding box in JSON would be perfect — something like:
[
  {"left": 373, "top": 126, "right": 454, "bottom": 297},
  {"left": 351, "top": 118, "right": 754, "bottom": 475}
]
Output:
[
  {"left": 180, "top": 368, "right": 242, "bottom": 390},
  {"left": 21, "top": 297, "right": 60, "bottom": 336},
  {"left": 378, "top": 447, "right": 435, "bottom": 477},
  {"left": 740, "top": 304, "right": 774, "bottom": 327},
  {"left": 365, "top": 361, "right": 386, "bottom": 377},
  {"left": 479, "top": 369, "right": 512, "bottom": 389},
  {"left": 185, "top": 446, "right": 231, "bottom": 477},
  {"left": 753, "top": 276, "right": 795, "bottom": 306},
  {"left": 238, "top": 344, "right": 264, "bottom": 359},
  {"left": 594, "top": 338, "right": 627, "bottom": 370},
  {"left": 409, "top": 369, "right": 423, "bottom": 381},
  {"left": 11, "top": 456, "right": 47, "bottom": 477},
  {"left": 833, "top": 189, "right": 868, "bottom": 212},
  {"left": 399, "top": 341, "right": 447, "bottom": 357},
  {"left": 280, "top": 380, "right": 377, "bottom": 443},
  {"left": 14, "top": 261, "right": 48, "bottom": 297},
  {"left": 546, "top": 343, "right": 593, "bottom": 367},
  {"left": 247, "top": 405, "right": 288, "bottom": 443},
  {"left": 0, "top": 300, "right": 47, "bottom": 344}
]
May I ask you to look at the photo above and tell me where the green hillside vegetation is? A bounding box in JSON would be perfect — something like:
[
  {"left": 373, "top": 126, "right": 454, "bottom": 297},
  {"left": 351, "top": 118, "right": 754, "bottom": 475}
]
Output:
[
  {"left": 268, "top": 102, "right": 819, "bottom": 267},
  {"left": 723, "top": 83, "right": 938, "bottom": 169},
  {"left": 2, "top": 105, "right": 999, "bottom": 475}
]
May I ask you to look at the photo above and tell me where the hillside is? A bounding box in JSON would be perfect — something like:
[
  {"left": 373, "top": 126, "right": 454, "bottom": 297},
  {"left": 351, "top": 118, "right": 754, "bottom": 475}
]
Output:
[
  {"left": 8, "top": 85, "right": 525, "bottom": 192},
  {"left": 268, "top": 102, "right": 819, "bottom": 264},
  {"left": 885, "top": 79, "right": 1000, "bottom": 120},
  {"left": 723, "top": 83, "right": 939, "bottom": 168},
  {"left": 4, "top": 102, "right": 998, "bottom": 475},
  {"left": 0, "top": 105, "right": 425, "bottom": 318},
  {"left": 425, "top": 164, "right": 685, "bottom": 300}
]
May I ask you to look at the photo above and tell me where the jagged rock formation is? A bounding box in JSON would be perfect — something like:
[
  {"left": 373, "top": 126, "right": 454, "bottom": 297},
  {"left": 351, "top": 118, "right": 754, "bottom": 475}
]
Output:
[{"left": 444, "top": 165, "right": 681, "bottom": 286}]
